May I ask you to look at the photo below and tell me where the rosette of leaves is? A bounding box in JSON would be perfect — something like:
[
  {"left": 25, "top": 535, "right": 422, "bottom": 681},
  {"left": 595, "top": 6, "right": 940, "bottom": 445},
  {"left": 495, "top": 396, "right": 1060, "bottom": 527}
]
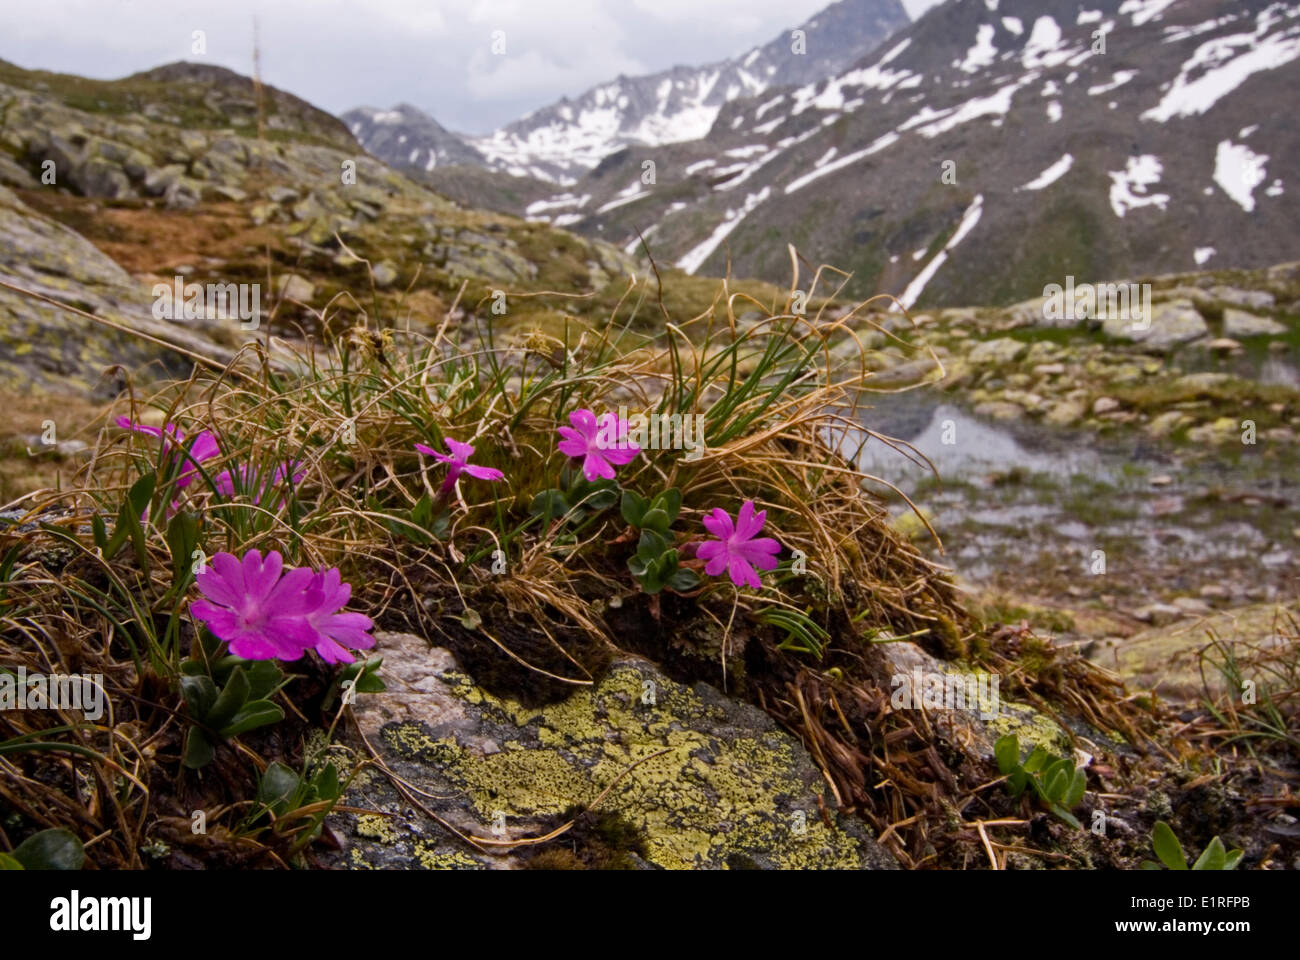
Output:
[
  {"left": 994, "top": 734, "right": 1087, "bottom": 829},
  {"left": 1142, "top": 821, "right": 1244, "bottom": 870},
  {"left": 530, "top": 473, "right": 620, "bottom": 527},
  {"left": 621, "top": 488, "right": 699, "bottom": 594},
  {"left": 179, "top": 635, "right": 288, "bottom": 769}
]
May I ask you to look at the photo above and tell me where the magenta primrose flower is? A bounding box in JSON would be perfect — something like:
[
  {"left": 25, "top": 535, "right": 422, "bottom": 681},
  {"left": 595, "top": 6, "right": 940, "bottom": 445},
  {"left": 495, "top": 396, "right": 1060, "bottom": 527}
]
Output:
[
  {"left": 116, "top": 416, "right": 219, "bottom": 492},
  {"left": 191, "top": 549, "right": 375, "bottom": 663},
  {"left": 415, "top": 439, "right": 504, "bottom": 495},
  {"left": 697, "top": 500, "right": 781, "bottom": 590},
  {"left": 213, "top": 461, "right": 305, "bottom": 506},
  {"left": 556, "top": 409, "right": 640, "bottom": 481}
]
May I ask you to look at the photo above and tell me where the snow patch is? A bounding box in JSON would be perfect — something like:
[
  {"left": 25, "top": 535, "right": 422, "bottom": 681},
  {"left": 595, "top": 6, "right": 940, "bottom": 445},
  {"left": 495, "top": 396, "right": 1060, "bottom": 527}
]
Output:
[
  {"left": 1108, "top": 155, "right": 1170, "bottom": 217},
  {"left": 894, "top": 195, "right": 985, "bottom": 311},
  {"left": 1019, "top": 153, "right": 1074, "bottom": 190},
  {"left": 676, "top": 188, "right": 771, "bottom": 275},
  {"left": 1214, "top": 139, "right": 1269, "bottom": 212}
]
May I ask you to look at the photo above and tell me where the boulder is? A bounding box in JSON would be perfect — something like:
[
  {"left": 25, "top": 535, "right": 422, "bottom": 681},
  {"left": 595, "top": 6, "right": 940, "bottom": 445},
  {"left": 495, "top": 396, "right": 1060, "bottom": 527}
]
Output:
[
  {"left": 328, "top": 631, "right": 896, "bottom": 870},
  {"left": 1102, "top": 299, "right": 1207, "bottom": 350},
  {"left": 968, "top": 337, "right": 1028, "bottom": 365},
  {"left": 1222, "top": 308, "right": 1286, "bottom": 338}
]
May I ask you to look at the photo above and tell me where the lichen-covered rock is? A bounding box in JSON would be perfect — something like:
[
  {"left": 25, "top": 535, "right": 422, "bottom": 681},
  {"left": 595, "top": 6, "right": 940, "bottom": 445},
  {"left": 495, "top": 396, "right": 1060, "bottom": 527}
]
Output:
[{"left": 327, "top": 631, "right": 896, "bottom": 870}]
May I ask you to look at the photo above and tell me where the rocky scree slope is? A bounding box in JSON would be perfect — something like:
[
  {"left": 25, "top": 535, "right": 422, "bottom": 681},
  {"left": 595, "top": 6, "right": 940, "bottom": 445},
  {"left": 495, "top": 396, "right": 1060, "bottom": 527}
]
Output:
[{"left": 0, "top": 58, "right": 638, "bottom": 399}]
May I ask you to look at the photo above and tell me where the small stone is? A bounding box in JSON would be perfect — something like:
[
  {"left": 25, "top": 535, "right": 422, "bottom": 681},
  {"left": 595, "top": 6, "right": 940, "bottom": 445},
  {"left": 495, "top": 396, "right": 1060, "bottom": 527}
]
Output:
[
  {"left": 1149, "top": 474, "right": 1174, "bottom": 486},
  {"left": 1198, "top": 584, "right": 1228, "bottom": 599},
  {"left": 1033, "top": 362, "right": 1066, "bottom": 376},
  {"left": 969, "top": 337, "right": 1028, "bottom": 365},
  {"left": 973, "top": 400, "right": 1025, "bottom": 420},
  {"left": 372, "top": 261, "right": 399, "bottom": 288},
  {"left": 1172, "top": 597, "right": 1211, "bottom": 616},
  {"left": 1092, "top": 396, "right": 1121, "bottom": 415},
  {"left": 275, "top": 274, "right": 316, "bottom": 302},
  {"left": 1132, "top": 603, "right": 1182, "bottom": 625}
]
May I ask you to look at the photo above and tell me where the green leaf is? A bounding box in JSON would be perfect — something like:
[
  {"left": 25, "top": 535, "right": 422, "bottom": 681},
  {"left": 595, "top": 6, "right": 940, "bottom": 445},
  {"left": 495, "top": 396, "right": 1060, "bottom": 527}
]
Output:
[
  {"left": 257, "top": 762, "right": 301, "bottom": 811},
  {"left": 179, "top": 674, "right": 218, "bottom": 720},
  {"left": 636, "top": 528, "right": 669, "bottom": 559},
  {"left": 1152, "top": 821, "right": 1187, "bottom": 870},
  {"left": 218, "top": 699, "right": 285, "bottom": 737},
  {"left": 667, "top": 566, "right": 700, "bottom": 592},
  {"left": 530, "top": 489, "right": 570, "bottom": 525},
  {"left": 1224, "top": 849, "right": 1244, "bottom": 871},
  {"left": 182, "top": 728, "right": 214, "bottom": 769},
  {"left": 652, "top": 488, "right": 682, "bottom": 522},
  {"left": 1022, "top": 746, "right": 1049, "bottom": 774},
  {"left": 91, "top": 514, "right": 108, "bottom": 552},
  {"left": 204, "top": 665, "right": 250, "bottom": 731},
  {"left": 640, "top": 508, "right": 671, "bottom": 535},
  {"left": 994, "top": 735, "right": 1019, "bottom": 775},
  {"left": 12, "top": 828, "right": 85, "bottom": 870},
  {"left": 1140, "top": 860, "right": 1162, "bottom": 870},
  {"left": 313, "top": 761, "right": 340, "bottom": 801},
  {"left": 1192, "top": 835, "right": 1227, "bottom": 871},
  {"left": 243, "top": 660, "right": 284, "bottom": 701},
  {"left": 1007, "top": 770, "right": 1028, "bottom": 797},
  {"left": 620, "top": 490, "right": 648, "bottom": 527},
  {"left": 1049, "top": 804, "right": 1082, "bottom": 830},
  {"left": 0, "top": 852, "right": 22, "bottom": 870},
  {"left": 1065, "top": 768, "right": 1087, "bottom": 809}
]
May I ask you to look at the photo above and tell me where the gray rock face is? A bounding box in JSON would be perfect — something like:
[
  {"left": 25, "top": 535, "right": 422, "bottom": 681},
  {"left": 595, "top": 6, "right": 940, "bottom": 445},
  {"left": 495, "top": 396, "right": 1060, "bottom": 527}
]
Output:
[
  {"left": 1103, "top": 299, "right": 1208, "bottom": 350},
  {"left": 327, "top": 631, "right": 895, "bottom": 870},
  {"left": 0, "top": 185, "right": 241, "bottom": 396}
]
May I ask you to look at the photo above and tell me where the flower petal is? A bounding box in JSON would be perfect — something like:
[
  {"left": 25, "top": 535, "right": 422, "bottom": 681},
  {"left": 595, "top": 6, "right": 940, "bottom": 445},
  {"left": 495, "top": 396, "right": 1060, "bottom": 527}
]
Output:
[{"left": 463, "top": 464, "right": 505, "bottom": 481}]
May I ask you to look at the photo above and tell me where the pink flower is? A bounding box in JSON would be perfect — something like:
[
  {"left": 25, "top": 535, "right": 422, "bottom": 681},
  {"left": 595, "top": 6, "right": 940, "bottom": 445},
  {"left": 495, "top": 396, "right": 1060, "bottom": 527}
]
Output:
[
  {"left": 116, "top": 416, "right": 220, "bottom": 493},
  {"left": 302, "top": 568, "right": 376, "bottom": 664},
  {"left": 697, "top": 500, "right": 781, "bottom": 590},
  {"left": 416, "top": 439, "right": 504, "bottom": 496},
  {"left": 190, "top": 549, "right": 376, "bottom": 663},
  {"left": 191, "top": 550, "right": 320, "bottom": 660},
  {"left": 556, "top": 409, "right": 640, "bottom": 481},
  {"left": 213, "top": 461, "right": 305, "bottom": 506}
]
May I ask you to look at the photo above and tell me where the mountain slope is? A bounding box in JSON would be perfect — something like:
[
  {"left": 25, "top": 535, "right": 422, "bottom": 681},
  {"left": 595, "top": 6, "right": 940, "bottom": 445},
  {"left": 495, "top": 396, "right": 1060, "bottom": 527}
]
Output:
[
  {"left": 344, "top": 0, "right": 909, "bottom": 185},
  {"left": 525, "top": 0, "right": 1300, "bottom": 307}
]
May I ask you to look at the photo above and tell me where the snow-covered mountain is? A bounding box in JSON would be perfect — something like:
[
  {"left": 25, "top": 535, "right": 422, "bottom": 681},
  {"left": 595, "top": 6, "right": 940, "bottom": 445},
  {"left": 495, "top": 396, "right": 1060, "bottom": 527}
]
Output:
[
  {"left": 522, "top": 0, "right": 1300, "bottom": 307},
  {"left": 342, "top": 103, "right": 487, "bottom": 174},
  {"left": 344, "top": 0, "right": 909, "bottom": 185}
]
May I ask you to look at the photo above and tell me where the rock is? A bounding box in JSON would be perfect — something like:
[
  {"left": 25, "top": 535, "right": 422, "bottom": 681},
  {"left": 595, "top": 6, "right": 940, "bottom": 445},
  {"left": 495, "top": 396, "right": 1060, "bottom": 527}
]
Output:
[
  {"left": 275, "top": 274, "right": 316, "bottom": 302},
  {"left": 974, "top": 400, "right": 1024, "bottom": 420},
  {"left": 874, "top": 640, "right": 1073, "bottom": 764},
  {"left": 1092, "top": 396, "right": 1120, "bottom": 415},
  {"left": 1199, "top": 337, "right": 1242, "bottom": 353},
  {"left": 868, "top": 357, "right": 941, "bottom": 388},
  {"left": 203, "top": 184, "right": 248, "bottom": 203},
  {"left": 1102, "top": 299, "right": 1207, "bottom": 350},
  {"left": 1032, "top": 362, "right": 1066, "bottom": 376},
  {"left": 329, "top": 631, "right": 896, "bottom": 870},
  {"left": 142, "top": 164, "right": 186, "bottom": 197},
  {"left": 1044, "top": 399, "right": 1087, "bottom": 425},
  {"left": 1172, "top": 372, "right": 1232, "bottom": 392},
  {"left": 0, "top": 153, "right": 38, "bottom": 189},
  {"left": 1198, "top": 584, "right": 1229, "bottom": 600},
  {"left": 371, "top": 261, "right": 399, "bottom": 289},
  {"left": 1147, "top": 411, "right": 1189, "bottom": 437},
  {"left": 1132, "top": 603, "right": 1183, "bottom": 626},
  {"left": 162, "top": 179, "right": 201, "bottom": 210},
  {"left": 70, "top": 157, "right": 132, "bottom": 199},
  {"left": 265, "top": 186, "right": 300, "bottom": 204},
  {"left": 1222, "top": 309, "right": 1286, "bottom": 338},
  {"left": 0, "top": 184, "right": 239, "bottom": 396},
  {"left": 1148, "top": 474, "right": 1174, "bottom": 487},
  {"left": 1096, "top": 602, "right": 1299, "bottom": 698},
  {"left": 1210, "top": 286, "right": 1275, "bottom": 310},
  {"left": 1171, "top": 597, "right": 1212, "bottom": 617},
  {"left": 968, "top": 337, "right": 1027, "bottom": 365}
]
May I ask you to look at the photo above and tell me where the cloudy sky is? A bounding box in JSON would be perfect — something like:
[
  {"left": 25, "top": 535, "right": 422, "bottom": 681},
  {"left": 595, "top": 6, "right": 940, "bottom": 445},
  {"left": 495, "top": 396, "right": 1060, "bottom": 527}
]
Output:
[{"left": 0, "top": 0, "right": 942, "bottom": 134}]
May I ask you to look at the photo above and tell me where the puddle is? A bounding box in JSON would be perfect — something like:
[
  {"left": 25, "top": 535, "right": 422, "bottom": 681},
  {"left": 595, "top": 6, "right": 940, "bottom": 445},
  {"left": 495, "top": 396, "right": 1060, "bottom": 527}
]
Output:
[{"left": 845, "top": 390, "right": 1300, "bottom": 614}]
